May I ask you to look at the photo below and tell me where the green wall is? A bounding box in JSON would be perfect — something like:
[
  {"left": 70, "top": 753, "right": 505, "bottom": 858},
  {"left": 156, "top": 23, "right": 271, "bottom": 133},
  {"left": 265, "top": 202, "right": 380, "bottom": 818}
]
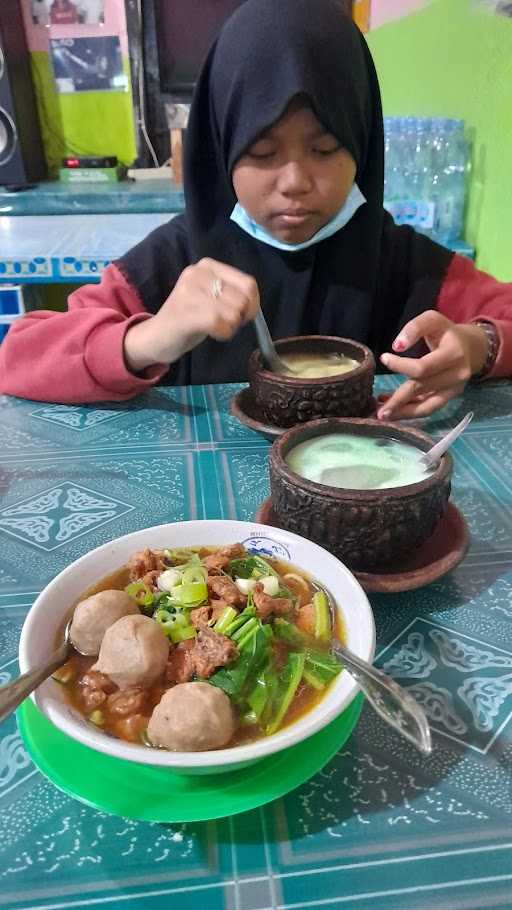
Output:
[
  {"left": 368, "top": 0, "right": 512, "bottom": 281},
  {"left": 31, "top": 52, "right": 137, "bottom": 173}
]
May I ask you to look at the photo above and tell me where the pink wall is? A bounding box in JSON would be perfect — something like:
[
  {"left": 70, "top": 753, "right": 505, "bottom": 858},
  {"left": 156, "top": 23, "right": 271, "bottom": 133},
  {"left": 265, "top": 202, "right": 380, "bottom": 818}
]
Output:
[
  {"left": 370, "top": 0, "right": 430, "bottom": 29},
  {"left": 21, "top": 0, "right": 129, "bottom": 55}
]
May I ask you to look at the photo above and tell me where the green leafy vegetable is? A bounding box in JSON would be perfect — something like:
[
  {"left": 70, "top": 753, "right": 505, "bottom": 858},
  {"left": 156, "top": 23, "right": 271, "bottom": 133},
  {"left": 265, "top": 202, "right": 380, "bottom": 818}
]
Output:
[
  {"left": 247, "top": 663, "right": 279, "bottom": 722},
  {"left": 232, "top": 616, "right": 258, "bottom": 643},
  {"left": 228, "top": 555, "right": 279, "bottom": 580},
  {"left": 223, "top": 603, "right": 256, "bottom": 637},
  {"left": 273, "top": 618, "right": 341, "bottom": 689},
  {"left": 273, "top": 617, "right": 310, "bottom": 648},
  {"left": 303, "top": 650, "right": 342, "bottom": 689},
  {"left": 209, "top": 624, "right": 269, "bottom": 702},
  {"left": 264, "top": 652, "right": 306, "bottom": 735},
  {"left": 313, "top": 590, "right": 331, "bottom": 642},
  {"left": 213, "top": 606, "right": 238, "bottom": 634}
]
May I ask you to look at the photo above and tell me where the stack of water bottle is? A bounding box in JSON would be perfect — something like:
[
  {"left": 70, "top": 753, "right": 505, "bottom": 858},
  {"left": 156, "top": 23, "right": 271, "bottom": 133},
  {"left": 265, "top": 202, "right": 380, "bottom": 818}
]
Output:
[{"left": 384, "top": 117, "right": 470, "bottom": 244}]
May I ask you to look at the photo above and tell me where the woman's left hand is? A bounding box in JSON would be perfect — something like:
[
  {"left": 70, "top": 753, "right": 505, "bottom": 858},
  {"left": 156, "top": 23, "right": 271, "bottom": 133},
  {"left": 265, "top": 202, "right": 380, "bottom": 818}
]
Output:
[{"left": 376, "top": 310, "right": 489, "bottom": 419}]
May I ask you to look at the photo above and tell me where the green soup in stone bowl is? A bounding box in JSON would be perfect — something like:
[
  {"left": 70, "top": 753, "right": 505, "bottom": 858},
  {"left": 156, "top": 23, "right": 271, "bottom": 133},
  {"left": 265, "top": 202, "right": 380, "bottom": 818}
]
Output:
[{"left": 268, "top": 418, "right": 453, "bottom": 571}]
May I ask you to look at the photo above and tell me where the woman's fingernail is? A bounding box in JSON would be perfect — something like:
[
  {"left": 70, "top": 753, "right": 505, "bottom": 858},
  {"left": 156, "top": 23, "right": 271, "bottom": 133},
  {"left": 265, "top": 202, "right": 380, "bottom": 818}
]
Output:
[
  {"left": 380, "top": 354, "right": 390, "bottom": 366},
  {"left": 393, "top": 337, "right": 406, "bottom": 352},
  {"left": 378, "top": 409, "right": 391, "bottom": 420}
]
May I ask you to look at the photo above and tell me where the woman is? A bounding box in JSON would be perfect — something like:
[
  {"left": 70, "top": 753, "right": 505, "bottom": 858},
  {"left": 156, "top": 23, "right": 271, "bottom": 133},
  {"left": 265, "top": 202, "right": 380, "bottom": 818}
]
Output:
[{"left": 1, "top": 0, "right": 511, "bottom": 416}]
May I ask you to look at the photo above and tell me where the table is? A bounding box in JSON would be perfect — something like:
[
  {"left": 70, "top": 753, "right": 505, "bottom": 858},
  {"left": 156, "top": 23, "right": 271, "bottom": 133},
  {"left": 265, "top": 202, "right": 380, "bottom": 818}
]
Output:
[{"left": 1, "top": 376, "right": 512, "bottom": 909}]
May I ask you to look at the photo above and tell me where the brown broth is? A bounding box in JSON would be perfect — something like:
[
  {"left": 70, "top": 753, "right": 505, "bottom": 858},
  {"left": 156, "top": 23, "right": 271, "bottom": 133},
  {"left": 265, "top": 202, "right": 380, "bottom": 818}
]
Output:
[{"left": 56, "top": 548, "right": 346, "bottom": 750}]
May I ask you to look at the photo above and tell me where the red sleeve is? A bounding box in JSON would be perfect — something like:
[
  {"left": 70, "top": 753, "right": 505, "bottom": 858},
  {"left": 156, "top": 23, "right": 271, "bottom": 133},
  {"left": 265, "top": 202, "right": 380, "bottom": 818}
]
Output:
[
  {"left": 438, "top": 254, "right": 512, "bottom": 379},
  {"left": 0, "top": 264, "right": 167, "bottom": 403}
]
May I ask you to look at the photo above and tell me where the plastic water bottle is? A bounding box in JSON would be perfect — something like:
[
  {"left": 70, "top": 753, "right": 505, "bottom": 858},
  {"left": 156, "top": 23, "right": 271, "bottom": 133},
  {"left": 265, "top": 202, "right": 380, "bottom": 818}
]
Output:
[
  {"left": 383, "top": 116, "right": 469, "bottom": 243},
  {"left": 384, "top": 118, "right": 406, "bottom": 202},
  {"left": 436, "top": 120, "right": 469, "bottom": 241}
]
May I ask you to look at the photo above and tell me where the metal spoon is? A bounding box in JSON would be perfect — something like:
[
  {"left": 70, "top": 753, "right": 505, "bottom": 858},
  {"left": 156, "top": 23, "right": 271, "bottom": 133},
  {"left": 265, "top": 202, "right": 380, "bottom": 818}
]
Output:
[
  {"left": 323, "top": 592, "right": 432, "bottom": 754},
  {"left": 0, "top": 620, "right": 76, "bottom": 725},
  {"left": 253, "top": 309, "right": 296, "bottom": 375},
  {"left": 331, "top": 638, "right": 432, "bottom": 754},
  {"left": 420, "top": 411, "right": 473, "bottom": 469}
]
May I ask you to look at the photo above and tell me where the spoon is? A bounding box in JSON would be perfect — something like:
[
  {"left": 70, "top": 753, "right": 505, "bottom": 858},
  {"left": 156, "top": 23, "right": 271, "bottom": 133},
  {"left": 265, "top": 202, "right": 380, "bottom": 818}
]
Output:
[
  {"left": 332, "top": 639, "right": 432, "bottom": 754},
  {"left": 324, "top": 592, "right": 432, "bottom": 754},
  {"left": 253, "top": 309, "right": 296, "bottom": 375},
  {"left": 0, "top": 620, "right": 76, "bottom": 725},
  {"left": 420, "top": 411, "right": 473, "bottom": 469}
]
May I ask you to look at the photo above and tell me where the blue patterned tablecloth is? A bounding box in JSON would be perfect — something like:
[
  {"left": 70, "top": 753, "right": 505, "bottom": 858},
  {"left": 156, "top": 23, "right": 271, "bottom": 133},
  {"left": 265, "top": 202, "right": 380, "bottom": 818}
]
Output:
[{"left": 1, "top": 377, "right": 512, "bottom": 909}]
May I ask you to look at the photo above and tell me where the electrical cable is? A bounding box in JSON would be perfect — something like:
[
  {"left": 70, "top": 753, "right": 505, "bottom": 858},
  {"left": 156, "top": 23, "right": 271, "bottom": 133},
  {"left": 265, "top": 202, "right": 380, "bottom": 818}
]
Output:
[{"left": 135, "top": 0, "right": 160, "bottom": 167}]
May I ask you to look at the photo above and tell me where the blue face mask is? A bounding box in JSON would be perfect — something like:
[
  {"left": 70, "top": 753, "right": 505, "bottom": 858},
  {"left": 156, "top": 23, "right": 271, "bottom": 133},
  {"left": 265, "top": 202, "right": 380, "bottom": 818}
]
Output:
[{"left": 230, "top": 183, "right": 366, "bottom": 252}]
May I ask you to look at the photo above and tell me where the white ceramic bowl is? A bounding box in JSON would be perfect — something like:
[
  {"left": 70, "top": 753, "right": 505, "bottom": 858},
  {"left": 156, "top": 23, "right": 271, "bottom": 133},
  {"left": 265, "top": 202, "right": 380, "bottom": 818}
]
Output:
[{"left": 19, "top": 520, "right": 375, "bottom": 774}]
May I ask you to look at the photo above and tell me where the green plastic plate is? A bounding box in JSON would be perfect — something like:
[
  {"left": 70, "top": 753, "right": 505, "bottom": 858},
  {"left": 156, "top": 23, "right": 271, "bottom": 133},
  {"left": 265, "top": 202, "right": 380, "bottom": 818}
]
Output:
[{"left": 17, "top": 695, "right": 363, "bottom": 823}]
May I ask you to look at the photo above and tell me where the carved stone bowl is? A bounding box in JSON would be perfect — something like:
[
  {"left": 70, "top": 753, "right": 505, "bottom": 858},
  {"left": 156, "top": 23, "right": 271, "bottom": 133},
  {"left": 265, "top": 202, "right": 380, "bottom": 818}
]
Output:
[
  {"left": 248, "top": 336, "right": 375, "bottom": 428},
  {"left": 269, "top": 418, "right": 453, "bottom": 572}
]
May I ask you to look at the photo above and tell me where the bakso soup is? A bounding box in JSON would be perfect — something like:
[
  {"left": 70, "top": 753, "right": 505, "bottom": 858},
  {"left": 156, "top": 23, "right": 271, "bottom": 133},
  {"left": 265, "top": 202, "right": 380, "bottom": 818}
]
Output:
[{"left": 54, "top": 544, "right": 345, "bottom": 751}]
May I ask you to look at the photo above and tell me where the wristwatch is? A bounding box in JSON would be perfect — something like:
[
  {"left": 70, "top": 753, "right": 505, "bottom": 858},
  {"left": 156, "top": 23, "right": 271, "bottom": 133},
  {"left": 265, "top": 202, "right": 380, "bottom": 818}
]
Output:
[{"left": 472, "top": 320, "right": 500, "bottom": 381}]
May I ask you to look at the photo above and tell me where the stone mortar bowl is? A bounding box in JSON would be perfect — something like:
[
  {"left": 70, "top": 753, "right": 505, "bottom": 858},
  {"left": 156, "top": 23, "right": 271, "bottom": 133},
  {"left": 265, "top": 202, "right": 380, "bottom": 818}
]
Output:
[
  {"left": 269, "top": 418, "right": 453, "bottom": 571},
  {"left": 248, "top": 336, "right": 375, "bottom": 428}
]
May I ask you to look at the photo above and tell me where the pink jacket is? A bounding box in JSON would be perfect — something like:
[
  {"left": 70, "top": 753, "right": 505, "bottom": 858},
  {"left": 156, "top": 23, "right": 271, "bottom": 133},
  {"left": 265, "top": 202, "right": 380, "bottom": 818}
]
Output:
[{"left": 0, "top": 253, "right": 511, "bottom": 403}]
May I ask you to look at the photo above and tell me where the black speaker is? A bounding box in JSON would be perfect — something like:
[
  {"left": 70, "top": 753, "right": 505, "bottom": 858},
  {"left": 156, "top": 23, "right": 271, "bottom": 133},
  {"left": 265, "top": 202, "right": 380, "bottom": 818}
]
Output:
[{"left": 0, "top": 0, "right": 46, "bottom": 187}]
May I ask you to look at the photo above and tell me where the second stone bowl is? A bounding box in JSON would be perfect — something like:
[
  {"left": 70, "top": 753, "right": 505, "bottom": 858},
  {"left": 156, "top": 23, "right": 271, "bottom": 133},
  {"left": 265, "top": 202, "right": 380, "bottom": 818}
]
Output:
[{"left": 268, "top": 418, "right": 453, "bottom": 571}]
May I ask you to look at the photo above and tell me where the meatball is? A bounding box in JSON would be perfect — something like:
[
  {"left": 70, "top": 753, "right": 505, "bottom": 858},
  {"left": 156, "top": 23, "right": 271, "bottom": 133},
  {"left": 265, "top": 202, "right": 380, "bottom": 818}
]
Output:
[
  {"left": 147, "top": 682, "right": 236, "bottom": 751},
  {"left": 92, "top": 614, "right": 169, "bottom": 689},
  {"left": 70, "top": 589, "right": 139, "bottom": 656}
]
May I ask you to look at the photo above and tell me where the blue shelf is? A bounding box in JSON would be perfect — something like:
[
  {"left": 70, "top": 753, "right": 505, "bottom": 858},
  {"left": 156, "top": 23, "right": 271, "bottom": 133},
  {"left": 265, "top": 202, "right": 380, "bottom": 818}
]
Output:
[
  {"left": 0, "top": 213, "right": 175, "bottom": 284},
  {"left": 0, "top": 179, "right": 185, "bottom": 217}
]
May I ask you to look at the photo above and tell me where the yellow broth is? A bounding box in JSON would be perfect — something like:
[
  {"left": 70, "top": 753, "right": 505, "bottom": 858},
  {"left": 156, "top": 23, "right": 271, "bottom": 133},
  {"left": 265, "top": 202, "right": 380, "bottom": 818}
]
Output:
[
  {"left": 280, "top": 352, "right": 359, "bottom": 378},
  {"left": 55, "top": 549, "right": 346, "bottom": 749}
]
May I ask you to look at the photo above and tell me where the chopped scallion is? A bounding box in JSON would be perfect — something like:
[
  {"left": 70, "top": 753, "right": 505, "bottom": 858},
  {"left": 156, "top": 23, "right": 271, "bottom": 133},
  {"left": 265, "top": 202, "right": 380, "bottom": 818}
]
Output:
[
  {"left": 125, "top": 581, "right": 155, "bottom": 609},
  {"left": 213, "top": 606, "right": 238, "bottom": 634}
]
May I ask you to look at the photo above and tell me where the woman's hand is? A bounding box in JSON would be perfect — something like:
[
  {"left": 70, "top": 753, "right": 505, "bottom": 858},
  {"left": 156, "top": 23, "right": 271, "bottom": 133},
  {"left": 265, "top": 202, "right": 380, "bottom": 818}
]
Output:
[
  {"left": 376, "top": 310, "right": 489, "bottom": 419},
  {"left": 124, "top": 258, "right": 260, "bottom": 373}
]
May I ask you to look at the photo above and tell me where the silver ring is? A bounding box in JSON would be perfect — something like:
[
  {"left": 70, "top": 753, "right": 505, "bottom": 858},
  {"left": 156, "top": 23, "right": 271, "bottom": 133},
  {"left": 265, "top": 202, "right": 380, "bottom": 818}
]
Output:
[{"left": 211, "top": 277, "right": 223, "bottom": 299}]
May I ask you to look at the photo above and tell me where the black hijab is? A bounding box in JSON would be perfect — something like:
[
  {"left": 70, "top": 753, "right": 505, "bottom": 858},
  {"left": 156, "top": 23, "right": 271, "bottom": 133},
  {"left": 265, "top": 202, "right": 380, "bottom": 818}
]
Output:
[{"left": 117, "top": 0, "right": 453, "bottom": 385}]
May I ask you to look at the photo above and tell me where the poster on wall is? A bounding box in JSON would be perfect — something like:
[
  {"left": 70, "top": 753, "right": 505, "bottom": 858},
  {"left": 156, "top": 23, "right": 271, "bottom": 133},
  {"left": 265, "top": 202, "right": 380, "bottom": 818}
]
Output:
[
  {"left": 50, "top": 36, "right": 127, "bottom": 92},
  {"left": 31, "top": 0, "right": 105, "bottom": 26}
]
